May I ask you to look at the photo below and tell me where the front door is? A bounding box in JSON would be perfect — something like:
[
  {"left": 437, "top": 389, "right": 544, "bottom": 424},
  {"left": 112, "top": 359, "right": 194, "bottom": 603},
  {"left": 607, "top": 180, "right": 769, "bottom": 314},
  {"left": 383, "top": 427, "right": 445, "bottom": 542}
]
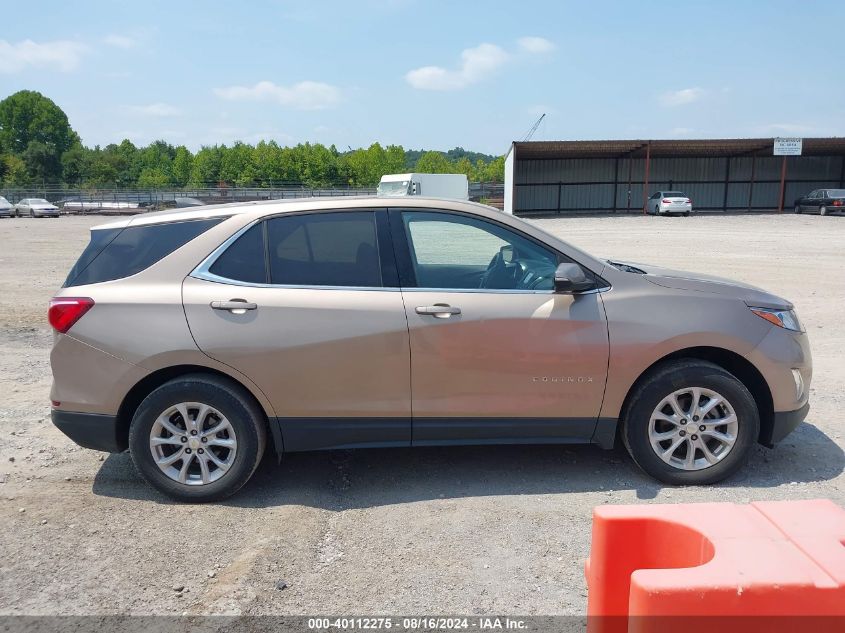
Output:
[
  {"left": 183, "top": 210, "right": 412, "bottom": 451},
  {"left": 392, "top": 209, "right": 609, "bottom": 445}
]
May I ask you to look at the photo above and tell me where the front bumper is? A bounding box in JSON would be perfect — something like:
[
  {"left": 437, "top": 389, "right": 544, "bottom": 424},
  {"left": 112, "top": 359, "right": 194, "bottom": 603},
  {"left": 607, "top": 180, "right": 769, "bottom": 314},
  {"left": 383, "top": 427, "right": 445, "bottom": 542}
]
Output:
[
  {"left": 760, "top": 402, "right": 810, "bottom": 447},
  {"left": 51, "top": 409, "right": 126, "bottom": 452}
]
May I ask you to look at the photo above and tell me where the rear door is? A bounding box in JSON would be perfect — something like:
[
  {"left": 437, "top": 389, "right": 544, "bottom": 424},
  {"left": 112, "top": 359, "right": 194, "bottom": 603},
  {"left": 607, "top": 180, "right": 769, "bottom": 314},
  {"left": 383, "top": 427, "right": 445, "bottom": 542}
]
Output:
[
  {"left": 391, "top": 208, "right": 609, "bottom": 444},
  {"left": 183, "top": 209, "right": 412, "bottom": 451}
]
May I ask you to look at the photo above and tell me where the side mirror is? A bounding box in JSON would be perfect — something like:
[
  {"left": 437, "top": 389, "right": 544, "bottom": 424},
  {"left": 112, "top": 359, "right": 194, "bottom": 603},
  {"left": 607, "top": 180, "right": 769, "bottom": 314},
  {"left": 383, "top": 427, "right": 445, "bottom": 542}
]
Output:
[{"left": 554, "top": 262, "right": 593, "bottom": 293}]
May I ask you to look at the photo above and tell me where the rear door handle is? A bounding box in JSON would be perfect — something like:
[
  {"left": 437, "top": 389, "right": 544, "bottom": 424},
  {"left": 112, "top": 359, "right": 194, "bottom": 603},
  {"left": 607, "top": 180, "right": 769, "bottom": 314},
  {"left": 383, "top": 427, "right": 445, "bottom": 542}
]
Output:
[
  {"left": 415, "top": 304, "right": 461, "bottom": 318},
  {"left": 211, "top": 299, "right": 258, "bottom": 313}
]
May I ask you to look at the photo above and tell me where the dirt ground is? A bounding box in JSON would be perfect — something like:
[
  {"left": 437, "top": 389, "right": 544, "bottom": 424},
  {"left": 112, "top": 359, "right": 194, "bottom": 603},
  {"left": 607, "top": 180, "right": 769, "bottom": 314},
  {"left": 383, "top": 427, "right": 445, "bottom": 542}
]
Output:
[{"left": 0, "top": 212, "right": 843, "bottom": 616}]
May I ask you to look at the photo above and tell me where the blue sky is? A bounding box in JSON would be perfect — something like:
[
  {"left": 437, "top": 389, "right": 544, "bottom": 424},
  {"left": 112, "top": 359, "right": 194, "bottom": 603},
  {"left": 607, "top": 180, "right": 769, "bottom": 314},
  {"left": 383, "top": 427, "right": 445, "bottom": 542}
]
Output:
[{"left": 2, "top": 0, "right": 843, "bottom": 154}]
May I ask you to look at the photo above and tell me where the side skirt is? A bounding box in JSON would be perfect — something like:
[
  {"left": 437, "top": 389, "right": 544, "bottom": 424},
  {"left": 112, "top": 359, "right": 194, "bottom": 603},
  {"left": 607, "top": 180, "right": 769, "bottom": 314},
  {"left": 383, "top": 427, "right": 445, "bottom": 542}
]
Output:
[{"left": 271, "top": 417, "right": 618, "bottom": 453}]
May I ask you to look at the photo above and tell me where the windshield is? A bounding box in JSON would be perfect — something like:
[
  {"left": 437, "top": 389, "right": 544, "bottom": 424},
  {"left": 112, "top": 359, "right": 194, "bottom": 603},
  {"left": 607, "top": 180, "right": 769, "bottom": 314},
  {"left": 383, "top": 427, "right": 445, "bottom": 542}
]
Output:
[
  {"left": 377, "top": 181, "right": 411, "bottom": 197},
  {"left": 664, "top": 191, "right": 687, "bottom": 198}
]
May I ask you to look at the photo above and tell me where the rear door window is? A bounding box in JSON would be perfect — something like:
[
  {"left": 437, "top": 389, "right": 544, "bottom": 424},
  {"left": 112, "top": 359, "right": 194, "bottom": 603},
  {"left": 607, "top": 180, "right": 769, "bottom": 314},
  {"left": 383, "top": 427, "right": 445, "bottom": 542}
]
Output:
[
  {"left": 64, "top": 218, "right": 222, "bottom": 287},
  {"left": 267, "top": 212, "right": 382, "bottom": 287}
]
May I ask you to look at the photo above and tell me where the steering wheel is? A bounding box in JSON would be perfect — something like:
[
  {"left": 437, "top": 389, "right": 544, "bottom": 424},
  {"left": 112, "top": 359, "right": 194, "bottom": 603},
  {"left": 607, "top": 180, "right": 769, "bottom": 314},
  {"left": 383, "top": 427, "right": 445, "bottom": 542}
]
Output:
[{"left": 479, "top": 249, "right": 519, "bottom": 289}]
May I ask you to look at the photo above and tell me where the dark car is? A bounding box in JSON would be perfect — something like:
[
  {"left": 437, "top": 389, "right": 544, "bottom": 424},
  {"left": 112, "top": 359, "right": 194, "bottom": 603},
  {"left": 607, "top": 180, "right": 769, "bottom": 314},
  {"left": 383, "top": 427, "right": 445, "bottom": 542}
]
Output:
[{"left": 794, "top": 189, "right": 845, "bottom": 216}]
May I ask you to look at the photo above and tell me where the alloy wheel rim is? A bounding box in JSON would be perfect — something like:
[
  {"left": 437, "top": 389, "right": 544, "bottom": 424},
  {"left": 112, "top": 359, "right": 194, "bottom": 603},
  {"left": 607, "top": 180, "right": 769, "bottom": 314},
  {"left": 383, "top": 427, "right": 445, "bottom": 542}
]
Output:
[
  {"left": 648, "top": 387, "right": 738, "bottom": 471},
  {"left": 149, "top": 402, "right": 237, "bottom": 486}
]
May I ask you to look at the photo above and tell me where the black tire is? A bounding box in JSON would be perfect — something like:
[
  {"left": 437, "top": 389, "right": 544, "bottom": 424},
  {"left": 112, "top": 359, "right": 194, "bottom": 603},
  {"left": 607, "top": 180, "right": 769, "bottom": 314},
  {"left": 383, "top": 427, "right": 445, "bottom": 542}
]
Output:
[
  {"left": 795, "top": 205, "right": 802, "bottom": 214},
  {"left": 621, "top": 360, "right": 759, "bottom": 485},
  {"left": 820, "top": 205, "right": 828, "bottom": 216},
  {"left": 129, "top": 374, "right": 267, "bottom": 502},
  {"left": 683, "top": 211, "right": 690, "bottom": 217}
]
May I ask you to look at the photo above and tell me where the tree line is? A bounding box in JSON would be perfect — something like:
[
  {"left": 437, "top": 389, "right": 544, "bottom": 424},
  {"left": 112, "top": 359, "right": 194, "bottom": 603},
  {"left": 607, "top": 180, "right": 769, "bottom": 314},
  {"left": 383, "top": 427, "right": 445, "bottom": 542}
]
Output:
[{"left": 0, "top": 90, "right": 504, "bottom": 189}]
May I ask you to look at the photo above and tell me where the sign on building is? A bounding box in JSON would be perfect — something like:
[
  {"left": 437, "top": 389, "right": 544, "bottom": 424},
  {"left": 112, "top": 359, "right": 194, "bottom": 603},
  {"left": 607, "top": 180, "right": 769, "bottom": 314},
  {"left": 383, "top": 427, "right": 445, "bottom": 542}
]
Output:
[{"left": 774, "top": 138, "right": 803, "bottom": 156}]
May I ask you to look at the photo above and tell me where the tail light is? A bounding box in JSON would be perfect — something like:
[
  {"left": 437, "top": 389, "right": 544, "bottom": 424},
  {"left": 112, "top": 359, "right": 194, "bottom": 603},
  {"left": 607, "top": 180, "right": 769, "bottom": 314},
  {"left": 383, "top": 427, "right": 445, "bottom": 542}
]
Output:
[
  {"left": 662, "top": 199, "right": 672, "bottom": 203},
  {"left": 49, "top": 297, "right": 94, "bottom": 333},
  {"left": 834, "top": 200, "right": 842, "bottom": 207},
  {"left": 686, "top": 198, "right": 692, "bottom": 204}
]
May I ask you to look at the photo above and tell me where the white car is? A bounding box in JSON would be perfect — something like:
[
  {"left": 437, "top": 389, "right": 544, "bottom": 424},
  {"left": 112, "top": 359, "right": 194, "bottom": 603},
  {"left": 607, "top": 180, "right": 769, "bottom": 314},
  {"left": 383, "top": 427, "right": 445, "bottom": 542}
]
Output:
[
  {"left": 0, "top": 196, "right": 12, "bottom": 217},
  {"left": 14, "top": 198, "right": 60, "bottom": 218},
  {"left": 646, "top": 191, "right": 692, "bottom": 216}
]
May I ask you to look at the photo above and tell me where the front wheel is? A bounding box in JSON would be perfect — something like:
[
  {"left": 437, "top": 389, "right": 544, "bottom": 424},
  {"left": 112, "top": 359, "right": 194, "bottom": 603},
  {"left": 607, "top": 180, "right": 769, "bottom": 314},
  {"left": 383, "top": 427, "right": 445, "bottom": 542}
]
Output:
[
  {"left": 129, "top": 374, "right": 267, "bottom": 502},
  {"left": 795, "top": 205, "right": 802, "bottom": 214},
  {"left": 621, "top": 360, "right": 759, "bottom": 485}
]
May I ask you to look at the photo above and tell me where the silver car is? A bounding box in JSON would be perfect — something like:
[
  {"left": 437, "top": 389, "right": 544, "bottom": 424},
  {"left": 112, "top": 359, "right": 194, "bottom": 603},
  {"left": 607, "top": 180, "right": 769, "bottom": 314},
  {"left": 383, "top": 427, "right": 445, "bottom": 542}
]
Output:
[
  {"left": 0, "top": 196, "right": 12, "bottom": 217},
  {"left": 15, "top": 198, "right": 60, "bottom": 218}
]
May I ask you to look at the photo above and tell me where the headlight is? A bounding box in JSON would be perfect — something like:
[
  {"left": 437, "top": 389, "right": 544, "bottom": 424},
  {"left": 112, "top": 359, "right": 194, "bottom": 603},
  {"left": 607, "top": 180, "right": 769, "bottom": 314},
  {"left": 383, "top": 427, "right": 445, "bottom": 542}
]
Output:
[{"left": 749, "top": 306, "right": 803, "bottom": 332}]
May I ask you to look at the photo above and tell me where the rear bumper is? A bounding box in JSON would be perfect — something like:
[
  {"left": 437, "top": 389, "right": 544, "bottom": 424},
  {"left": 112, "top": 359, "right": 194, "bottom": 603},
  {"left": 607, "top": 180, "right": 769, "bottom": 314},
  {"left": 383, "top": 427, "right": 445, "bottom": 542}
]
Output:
[
  {"left": 51, "top": 410, "right": 127, "bottom": 452},
  {"left": 761, "top": 402, "right": 810, "bottom": 447}
]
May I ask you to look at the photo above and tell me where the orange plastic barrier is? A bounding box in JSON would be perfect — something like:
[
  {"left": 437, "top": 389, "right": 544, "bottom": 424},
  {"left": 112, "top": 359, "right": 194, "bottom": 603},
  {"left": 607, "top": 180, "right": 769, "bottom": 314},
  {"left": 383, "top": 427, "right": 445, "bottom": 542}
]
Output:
[{"left": 584, "top": 499, "right": 845, "bottom": 633}]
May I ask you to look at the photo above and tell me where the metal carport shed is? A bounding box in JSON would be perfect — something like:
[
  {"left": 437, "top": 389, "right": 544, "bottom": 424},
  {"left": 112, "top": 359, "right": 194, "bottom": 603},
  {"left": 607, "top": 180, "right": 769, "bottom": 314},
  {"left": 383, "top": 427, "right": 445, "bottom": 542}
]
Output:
[{"left": 503, "top": 138, "right": 845, "bottom": 216}]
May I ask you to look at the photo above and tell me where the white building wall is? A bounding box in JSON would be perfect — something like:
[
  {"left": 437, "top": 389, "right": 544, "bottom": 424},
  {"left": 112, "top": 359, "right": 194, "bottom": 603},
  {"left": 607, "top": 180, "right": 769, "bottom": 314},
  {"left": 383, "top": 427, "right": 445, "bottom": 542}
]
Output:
[{"left": 503, "top": 144, "right": 515, "bottom": 214}]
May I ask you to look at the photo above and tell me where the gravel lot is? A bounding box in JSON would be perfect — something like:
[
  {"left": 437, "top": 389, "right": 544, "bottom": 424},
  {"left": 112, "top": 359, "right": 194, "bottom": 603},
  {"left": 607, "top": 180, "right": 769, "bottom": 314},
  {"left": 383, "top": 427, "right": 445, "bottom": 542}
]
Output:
[{"left": 1, "top": 212, "right": 843, "bottom": 616}]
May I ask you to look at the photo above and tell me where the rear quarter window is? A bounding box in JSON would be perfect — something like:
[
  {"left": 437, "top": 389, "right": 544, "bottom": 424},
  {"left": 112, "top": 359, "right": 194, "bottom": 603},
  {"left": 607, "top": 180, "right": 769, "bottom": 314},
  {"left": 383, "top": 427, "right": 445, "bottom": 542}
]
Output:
[{"left": 64, "top": 218, "right": 223, "bottom": 287}]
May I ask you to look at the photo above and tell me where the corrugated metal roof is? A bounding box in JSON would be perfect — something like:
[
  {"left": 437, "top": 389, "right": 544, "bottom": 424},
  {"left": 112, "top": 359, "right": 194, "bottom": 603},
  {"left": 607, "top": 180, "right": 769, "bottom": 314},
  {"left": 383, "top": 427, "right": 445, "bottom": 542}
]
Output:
[{"left": 513, "top": 138, "right": 845, "bottom": 159}]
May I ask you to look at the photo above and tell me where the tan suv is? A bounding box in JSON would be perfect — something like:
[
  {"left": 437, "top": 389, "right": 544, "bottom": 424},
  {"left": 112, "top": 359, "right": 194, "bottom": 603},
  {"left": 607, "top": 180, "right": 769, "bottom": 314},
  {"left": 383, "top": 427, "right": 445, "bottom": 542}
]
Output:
[{"left": 49, "top": 198, "right": 811, "bottom": 501}]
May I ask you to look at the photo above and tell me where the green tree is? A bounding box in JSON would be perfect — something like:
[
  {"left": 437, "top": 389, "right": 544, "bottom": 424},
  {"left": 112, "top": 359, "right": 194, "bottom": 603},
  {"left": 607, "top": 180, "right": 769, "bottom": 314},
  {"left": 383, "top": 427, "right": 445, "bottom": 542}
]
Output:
[
  {"left": 61, "top": 144, "right": 88, "bottom": 185},
  {"left": 172, "top": 146, "right": 193, "bottom": 187},
  {"left": 22, "top": 140, "right": 62, "bottom": 182},
  {"left": 481, "top": 156, "right": 505, "bottom": 182},
  {"left": 414, "top": 150, "right": 453, "bottom": 174},
  {"left": 189, "top": 146, "right": 223, "bottom": 186},
  {"left": 1, "top": 153, "right": 27, "bottom": 185},
  {"left": 219, "top": 142, "right": 257, "bottom": 186},
  {"left": 0, "top": 90, "right": 77, "bottom": 156},
  {"left": 137, "top": 167, "right": 171, "bottom": 188}
]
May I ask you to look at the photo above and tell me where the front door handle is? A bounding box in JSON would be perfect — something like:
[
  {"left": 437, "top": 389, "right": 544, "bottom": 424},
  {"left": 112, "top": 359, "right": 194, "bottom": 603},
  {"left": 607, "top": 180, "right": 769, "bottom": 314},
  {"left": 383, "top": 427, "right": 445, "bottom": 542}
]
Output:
[
  {"left": 211, "top": 299, "right": 258, "bottom": 314},
  {"left": 415, "top": 304, "right": 461, "bottom": 318}
]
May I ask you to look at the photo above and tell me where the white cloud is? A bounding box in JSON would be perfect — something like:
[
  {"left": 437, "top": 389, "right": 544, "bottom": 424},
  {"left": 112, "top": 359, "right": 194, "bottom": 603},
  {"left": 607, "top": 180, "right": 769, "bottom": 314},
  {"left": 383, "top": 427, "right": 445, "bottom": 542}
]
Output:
[
  {"left": 406, "top": 43, "right": 509, "bottom": 91},
  {"left": 213, "top": 80, "right": 340, "bottom": 110},
  {"left": 518, "top": 36, "right": 555, "bottom": 54},
  {"left": 103, "top": 34, "right": 137, "bottom": 49},
  {"left": 659, "top": 87, "right": 705, "bottom": 107},
  {"left": 0, "top": 39, "right": 87, "bottom": 73},
  {"left": 129, "top": 103, "right": 182, "bottom": 117}
]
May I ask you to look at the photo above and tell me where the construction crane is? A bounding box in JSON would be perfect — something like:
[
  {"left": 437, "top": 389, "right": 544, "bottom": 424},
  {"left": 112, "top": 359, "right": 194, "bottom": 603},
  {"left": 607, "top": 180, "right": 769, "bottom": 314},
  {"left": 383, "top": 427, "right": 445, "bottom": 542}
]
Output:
[{"left": 521, "top": 113, "right": 546, "bottom": 142}]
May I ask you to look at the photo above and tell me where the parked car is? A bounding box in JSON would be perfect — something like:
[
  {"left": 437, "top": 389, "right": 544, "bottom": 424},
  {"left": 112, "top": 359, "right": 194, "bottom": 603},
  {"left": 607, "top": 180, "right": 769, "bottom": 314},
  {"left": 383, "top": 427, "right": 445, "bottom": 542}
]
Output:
[
  {"left": 793, "top": 189, "right": 845, "bottom": 215},
  {"left": 0, "top": 196, "right": 12, "bottom": 217},
  {"left": 14, "top": 198, "right": 60, "bottom": 217},
  {"left": 49, "top": 197, "right": 811, "bottom": 501},
  {"left": 646, "top": 191, "right": 693, "bottom": 216}
]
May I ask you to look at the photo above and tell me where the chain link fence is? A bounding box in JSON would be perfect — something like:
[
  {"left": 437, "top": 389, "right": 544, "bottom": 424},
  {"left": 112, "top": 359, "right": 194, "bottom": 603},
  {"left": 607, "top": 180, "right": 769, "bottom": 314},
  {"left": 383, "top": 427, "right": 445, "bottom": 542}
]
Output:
[{"left": 0, "top": 182, "right": 505, "bottom": 213}]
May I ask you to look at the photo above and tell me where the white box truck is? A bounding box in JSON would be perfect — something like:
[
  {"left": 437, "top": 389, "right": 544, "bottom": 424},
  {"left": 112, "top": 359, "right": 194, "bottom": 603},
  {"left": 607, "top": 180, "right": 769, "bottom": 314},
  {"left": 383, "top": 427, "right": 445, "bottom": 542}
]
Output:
[{"left": 377, "top": 173, "right": 469, "bottom": 200}]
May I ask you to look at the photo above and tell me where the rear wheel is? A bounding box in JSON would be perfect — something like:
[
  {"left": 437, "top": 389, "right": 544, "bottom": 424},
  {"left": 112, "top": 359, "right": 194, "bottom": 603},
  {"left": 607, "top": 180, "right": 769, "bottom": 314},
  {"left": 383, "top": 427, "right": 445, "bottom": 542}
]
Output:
[
  {"left": 683, "top": 211, "right": 690, "bottom": 217},
  {"left": 129, "top": 374, "right": 266, "bottom": 502},
  {"left": 622, "top": 360, "right": 759, "bottom": 485},
  {"left": 820, "top": 205, "right": 828, "bottom": 216}
]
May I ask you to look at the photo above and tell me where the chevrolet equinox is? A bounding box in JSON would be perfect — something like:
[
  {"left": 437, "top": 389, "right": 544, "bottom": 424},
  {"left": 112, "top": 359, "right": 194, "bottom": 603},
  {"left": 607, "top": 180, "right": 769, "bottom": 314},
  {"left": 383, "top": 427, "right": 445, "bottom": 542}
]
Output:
[{"left": 49, "top": 198, "right": 811, "bottom": 501}]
